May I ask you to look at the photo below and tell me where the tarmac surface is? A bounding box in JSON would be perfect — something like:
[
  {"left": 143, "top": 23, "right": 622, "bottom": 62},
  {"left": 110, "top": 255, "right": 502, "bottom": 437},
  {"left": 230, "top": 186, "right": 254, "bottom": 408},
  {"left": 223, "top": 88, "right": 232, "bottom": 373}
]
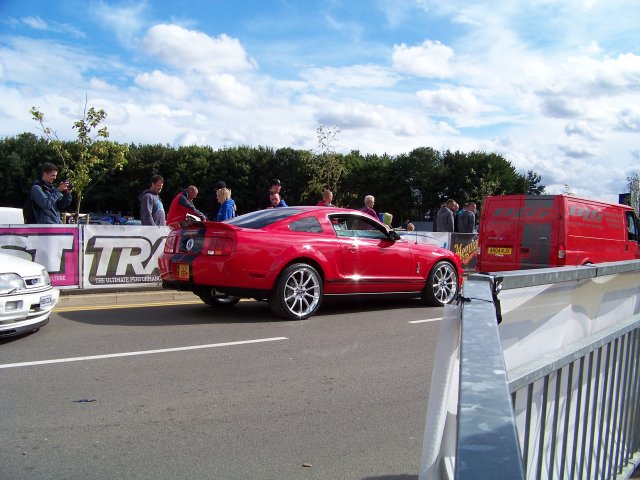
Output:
[{"left": 57, "top": 287, "right": 197, "bottom": 308}]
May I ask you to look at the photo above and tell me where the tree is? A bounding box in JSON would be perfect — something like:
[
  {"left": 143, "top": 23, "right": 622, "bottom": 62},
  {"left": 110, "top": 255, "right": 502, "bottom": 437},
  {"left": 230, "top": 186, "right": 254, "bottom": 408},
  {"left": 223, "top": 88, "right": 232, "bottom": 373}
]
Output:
[
  {"left": 0, "top": 133, "right": 58, "bottom": 206},
  {"left": 628, "top": 173, "right": 640, "bottom": 217},
  {"left": 304, "top": 125, "right": 346, "bottom": 199},
  {"left": 525, "top": 170, "right": 545, "bottom": 194},
  {"left": 31, "top": 100, "right": 128, "bottom": 220}
]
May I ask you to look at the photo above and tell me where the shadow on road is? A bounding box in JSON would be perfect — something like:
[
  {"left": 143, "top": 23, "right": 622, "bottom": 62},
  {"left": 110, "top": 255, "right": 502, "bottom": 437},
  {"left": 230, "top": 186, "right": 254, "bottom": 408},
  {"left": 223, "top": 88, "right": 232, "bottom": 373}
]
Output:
[
  {"left": 0, "top": 328, "right": 41, "bottom": 345},
  {"left": 55, "top": 295, "right": 434, "bottom": 327}
]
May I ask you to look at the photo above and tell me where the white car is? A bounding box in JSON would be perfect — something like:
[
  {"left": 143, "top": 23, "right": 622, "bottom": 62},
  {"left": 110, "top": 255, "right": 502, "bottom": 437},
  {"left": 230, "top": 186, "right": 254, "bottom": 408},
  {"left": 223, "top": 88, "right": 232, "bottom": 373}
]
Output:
[{"left": 0, "top": 253, "right": 59, "bottom": 337}]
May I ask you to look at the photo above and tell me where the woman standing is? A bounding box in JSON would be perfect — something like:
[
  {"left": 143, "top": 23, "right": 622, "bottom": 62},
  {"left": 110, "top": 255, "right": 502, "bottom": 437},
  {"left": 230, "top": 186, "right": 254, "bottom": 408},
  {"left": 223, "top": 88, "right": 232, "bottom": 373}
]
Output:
[{"left": 216, "top": 188, "right": 236, "bottom": 221}]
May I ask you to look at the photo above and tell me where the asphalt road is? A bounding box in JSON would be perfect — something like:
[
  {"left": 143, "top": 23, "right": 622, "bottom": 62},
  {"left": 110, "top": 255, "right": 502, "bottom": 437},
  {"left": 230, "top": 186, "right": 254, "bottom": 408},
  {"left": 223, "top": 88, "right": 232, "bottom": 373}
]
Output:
[{"left": 0, "top": 296, "right": 444, "bottom": 480}]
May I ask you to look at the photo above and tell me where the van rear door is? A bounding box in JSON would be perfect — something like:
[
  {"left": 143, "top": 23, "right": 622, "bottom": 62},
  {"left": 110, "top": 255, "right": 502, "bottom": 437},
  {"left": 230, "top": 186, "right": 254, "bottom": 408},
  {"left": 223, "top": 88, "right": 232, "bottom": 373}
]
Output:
[
  {"left": 518, "top": 196, "right": 556, "bottom": 269},
  {"left": 478, "top": 196, "right": 522, "bottom": 271},
  {"left": 478, "top": 195, "right": 557, "bottom": 272}
]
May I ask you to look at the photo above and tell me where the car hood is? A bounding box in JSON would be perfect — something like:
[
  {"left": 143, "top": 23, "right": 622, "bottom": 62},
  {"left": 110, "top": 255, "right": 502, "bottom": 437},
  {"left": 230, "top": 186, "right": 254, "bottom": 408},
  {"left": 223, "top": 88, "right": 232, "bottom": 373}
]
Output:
[{"left": 0, "top": 252, "right": 47, "bottom": 276}]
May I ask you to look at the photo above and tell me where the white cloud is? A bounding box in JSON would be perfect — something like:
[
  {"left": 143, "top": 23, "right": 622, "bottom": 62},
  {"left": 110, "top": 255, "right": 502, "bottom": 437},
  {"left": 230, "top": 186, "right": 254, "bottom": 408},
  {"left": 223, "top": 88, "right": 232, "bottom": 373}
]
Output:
[
  {"left": 538, "top": 96, "right": 584, "bottom": 119},
  {"left": 616, "top": 108, "right": 640, "bottom": 132},
  {"left": 564, "top": 121, "right": 603, "bottom": 141},
  {"left": 22, "top": 16, "right": 48, "bottom": 30},
  {"left": 300, "top": 65, "right": 399, "bottom": 90},
  {"left": 304, "top": 95, "right": 457, "bottom": 139},
  {"left": 552, "top": 52, "right": 640, "bottom": 96},
  {"left": 19, "top": 15, "right": 85, "bottom": 38},
  {"left": 93, "top": 1, "right": 148, "bottom": 46},
  {"left": 416, "top": 87, "right": 480, "bottom": 115},
  {"left": 203, "top": 74, "right": 256, "bottom": 108},
  {"left": 88, "top": 77, "right": 119, "bottom": 92},
  {"left": 135, "top": 70, "right": 190, "bottom": 100},
  {"left": 0, "top": 37, "right": 96, "bottom": 88},
  {"left": 142, "top": 24, "right": 257, "bottom": 74},
  {"left": 173, "top": 130, "right": 209, "bottom": 146},
  {"left": 392, "top": 40, "right": 455, "bottom": 78},
  {"left": 558, "top": 142, "right": 597, "bottom": 159}
]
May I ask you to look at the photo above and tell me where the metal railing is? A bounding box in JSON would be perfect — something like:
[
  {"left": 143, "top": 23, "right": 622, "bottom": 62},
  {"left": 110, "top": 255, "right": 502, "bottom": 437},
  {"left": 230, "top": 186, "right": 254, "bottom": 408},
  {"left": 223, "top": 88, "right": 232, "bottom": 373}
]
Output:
[{"left": 455, "top": 261, "right": 640, "bottom": 479}]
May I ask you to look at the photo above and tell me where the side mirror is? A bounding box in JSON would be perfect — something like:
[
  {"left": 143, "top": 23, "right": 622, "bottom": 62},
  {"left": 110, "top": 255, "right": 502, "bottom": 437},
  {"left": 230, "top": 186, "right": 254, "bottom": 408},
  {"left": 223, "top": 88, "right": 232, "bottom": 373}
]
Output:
[{"left": 388, "top": 230, "right": 401, "bottom": 241}]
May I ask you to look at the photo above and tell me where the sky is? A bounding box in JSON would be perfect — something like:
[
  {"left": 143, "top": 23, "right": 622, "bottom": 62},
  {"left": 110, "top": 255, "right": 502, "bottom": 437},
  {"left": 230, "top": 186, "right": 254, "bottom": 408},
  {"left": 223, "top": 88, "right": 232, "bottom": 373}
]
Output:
[{"left": 1, "top": 0, "right": 639, "bottom": 203}]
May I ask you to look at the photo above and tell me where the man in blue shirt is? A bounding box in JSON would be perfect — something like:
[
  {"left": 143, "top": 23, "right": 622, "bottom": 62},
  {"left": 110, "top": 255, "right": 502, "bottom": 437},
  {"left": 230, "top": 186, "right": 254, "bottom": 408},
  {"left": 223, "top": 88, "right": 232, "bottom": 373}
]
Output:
[{"left": 269, "top": 192, "right": 288, "bottom": 208}]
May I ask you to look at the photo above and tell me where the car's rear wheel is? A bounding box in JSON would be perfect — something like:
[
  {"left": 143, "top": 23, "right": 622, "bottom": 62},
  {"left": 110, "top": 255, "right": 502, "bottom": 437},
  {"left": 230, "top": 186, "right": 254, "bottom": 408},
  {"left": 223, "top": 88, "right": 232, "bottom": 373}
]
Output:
[
  {"left": 422, "top": 261, "right": 459, "bottom": 306},
  {"left": 197, "top": 288, "right": 241, "bottom": 308},
  {"left": 269, "top": 263, "right": 323, "bottom": 320}
]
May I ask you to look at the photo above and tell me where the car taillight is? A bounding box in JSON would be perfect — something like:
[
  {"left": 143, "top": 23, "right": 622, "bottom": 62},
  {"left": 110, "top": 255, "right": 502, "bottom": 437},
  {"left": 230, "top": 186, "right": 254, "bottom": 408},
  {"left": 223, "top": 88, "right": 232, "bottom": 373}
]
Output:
[
  {"left": 165, "top": 234, "right": 178, "bottom": 253},
  {"left": 558, "top": 243, "right": 566, "bottom": 263},
  {"left": 203, "top": 236, "right": 232, "bottom": 256}
]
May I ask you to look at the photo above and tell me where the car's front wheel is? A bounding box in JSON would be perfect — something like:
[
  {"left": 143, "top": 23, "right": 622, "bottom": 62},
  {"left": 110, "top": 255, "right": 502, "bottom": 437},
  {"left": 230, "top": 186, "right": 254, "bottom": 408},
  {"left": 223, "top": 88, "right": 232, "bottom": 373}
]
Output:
[
  {"left": 269, "top": 263, "right": 323, "bottom": 320},
  {"left": 197, "top": 288, "right": 241, "bottom": 308},
  {"left": 422, "top": 261, "right": 459, "bottom": 306}
]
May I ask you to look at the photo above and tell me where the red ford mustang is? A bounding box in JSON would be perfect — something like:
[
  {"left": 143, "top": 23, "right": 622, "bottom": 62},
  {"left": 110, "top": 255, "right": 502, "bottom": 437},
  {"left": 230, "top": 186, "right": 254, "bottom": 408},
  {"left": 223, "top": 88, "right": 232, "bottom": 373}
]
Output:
[{"left": 159, "top": 207, "right": 463, "bottom": 320}]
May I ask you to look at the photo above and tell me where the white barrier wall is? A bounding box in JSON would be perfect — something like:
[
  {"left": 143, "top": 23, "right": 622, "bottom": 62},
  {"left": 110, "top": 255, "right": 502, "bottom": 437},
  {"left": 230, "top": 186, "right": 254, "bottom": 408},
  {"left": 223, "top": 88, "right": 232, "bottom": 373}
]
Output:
[
  {"left": 0, "top": 224, "right": 170, "bottom": 289},
  {"left": 419, "top": 267, "right": 640, "bottom": 479}
]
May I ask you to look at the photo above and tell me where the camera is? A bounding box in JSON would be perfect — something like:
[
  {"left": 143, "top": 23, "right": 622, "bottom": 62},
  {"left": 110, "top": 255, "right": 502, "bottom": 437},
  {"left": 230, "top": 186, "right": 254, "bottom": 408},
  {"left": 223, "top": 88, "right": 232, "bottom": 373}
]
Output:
[{"left": 63, "top": 179, "right": 74, "bottom": 190}]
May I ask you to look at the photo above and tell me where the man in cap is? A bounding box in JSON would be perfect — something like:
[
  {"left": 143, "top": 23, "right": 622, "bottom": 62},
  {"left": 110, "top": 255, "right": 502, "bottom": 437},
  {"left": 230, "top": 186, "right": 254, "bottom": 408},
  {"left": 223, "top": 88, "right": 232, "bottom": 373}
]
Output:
[{"left": 260, "top": 178, "right": 285, "bottom": 209}]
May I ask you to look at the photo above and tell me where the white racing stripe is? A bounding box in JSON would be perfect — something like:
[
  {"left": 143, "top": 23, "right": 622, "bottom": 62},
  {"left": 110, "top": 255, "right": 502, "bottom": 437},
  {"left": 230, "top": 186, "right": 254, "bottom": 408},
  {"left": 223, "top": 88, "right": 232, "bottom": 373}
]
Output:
[
  {"left": 0, "top": 337, "right": 289, "bottom": 369},
  {"left": 409, "top": 318, "right": 443, "bottom": 324}
]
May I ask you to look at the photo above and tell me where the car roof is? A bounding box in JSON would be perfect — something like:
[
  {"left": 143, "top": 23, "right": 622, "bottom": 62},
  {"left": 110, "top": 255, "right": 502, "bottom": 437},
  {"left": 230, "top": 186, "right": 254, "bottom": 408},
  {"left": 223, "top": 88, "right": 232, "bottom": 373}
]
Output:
[{"left": 221, "top": 206, "right": 380, "bottom": 230}]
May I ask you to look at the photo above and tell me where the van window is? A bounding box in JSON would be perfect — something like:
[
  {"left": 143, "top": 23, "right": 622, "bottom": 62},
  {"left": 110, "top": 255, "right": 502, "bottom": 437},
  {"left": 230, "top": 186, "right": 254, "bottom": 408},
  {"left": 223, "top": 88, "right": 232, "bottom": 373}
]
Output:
[{"left": 626, "top": 212, "right": 638, "bottom": 242}]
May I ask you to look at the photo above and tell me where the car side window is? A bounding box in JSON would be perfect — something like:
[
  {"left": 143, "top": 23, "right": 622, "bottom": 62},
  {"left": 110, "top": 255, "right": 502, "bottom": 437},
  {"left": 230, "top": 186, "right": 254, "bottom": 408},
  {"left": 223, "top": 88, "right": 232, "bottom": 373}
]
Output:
[
  {"left": 329, "top": 215, "right": 388, "bottom": 240},
  {"left": 626, "top": 212, "right": 638, "bottom": 242},
  {"left": 289, "top": 216, "right": 323, "bottom": 233}
]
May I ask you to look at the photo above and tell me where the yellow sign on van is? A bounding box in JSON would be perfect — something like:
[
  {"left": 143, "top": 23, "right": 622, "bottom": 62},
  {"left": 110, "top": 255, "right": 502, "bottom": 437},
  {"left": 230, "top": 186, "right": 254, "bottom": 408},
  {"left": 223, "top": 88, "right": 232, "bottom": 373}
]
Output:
[{"left": 488, "top": 247, "right": 512, "bottom": 255}]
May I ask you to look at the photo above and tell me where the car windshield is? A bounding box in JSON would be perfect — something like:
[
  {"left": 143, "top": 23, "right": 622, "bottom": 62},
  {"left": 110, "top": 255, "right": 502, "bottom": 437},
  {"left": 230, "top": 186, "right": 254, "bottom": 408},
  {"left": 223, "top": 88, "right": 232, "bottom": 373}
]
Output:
[{"left": 226, "top": 208, "right": 306, "bottom": 229}]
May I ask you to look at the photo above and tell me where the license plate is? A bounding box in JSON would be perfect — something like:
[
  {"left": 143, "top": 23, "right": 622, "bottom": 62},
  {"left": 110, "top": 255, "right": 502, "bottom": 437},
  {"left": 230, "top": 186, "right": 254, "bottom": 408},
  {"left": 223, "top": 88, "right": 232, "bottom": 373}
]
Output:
[
  {"left": 488, "top": 247, "right": 512, "bottom": 255},
  {"left": 40, "top": 294, "right": 53, "bottom": 307},
  {"left": 177, "top": 264, "right": 190, "bottom": 280}
]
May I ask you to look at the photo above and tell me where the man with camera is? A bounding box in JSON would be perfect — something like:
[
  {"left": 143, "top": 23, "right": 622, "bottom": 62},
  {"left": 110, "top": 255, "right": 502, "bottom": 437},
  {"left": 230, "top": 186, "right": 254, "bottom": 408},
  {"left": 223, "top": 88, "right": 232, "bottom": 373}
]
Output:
[{"left": 29, "top": 162, "right": 73, "bottom": 224}]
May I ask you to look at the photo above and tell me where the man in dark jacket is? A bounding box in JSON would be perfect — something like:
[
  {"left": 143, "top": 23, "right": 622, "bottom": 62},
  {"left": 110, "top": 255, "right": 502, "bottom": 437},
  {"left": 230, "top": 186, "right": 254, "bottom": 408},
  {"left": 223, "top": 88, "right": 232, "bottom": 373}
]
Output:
[
  {"left": 457, "top": 202, "right": 477, "bottom": 233},
  {"left": 139, "top": 174, "right": 166, "bottom": 226},
  {"left": 30, "top": 162, "right": 72, "bottom": 224},
  {"left": 436, "top": 199, "right": 458, "bottom": 233},
  {"left": 260, "top": 179, "right": 284, "bottom": 209}
]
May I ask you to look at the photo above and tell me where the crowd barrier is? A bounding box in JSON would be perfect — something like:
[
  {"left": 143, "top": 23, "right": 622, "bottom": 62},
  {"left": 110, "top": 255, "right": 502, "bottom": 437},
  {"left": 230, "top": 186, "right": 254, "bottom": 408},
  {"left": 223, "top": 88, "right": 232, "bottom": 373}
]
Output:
[
  {"left": 0, "top": 224, "right": 167, "bottom": 290},
  {"left": 0, "top": 225, "right": 478, "bottom": 290},
  {"left": 420, "top": 261, "right": 640, "bottom": 479}
]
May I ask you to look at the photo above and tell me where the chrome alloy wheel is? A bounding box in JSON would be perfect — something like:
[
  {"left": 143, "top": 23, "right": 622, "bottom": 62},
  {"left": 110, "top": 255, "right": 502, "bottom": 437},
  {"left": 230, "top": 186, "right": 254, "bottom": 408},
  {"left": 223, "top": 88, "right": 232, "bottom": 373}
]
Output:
[
  {"left": 430, "top": 261, "right": 458, "bottom": 305},
  {"left": 282, "top": 265, "right": 321, "bottom": 318}
]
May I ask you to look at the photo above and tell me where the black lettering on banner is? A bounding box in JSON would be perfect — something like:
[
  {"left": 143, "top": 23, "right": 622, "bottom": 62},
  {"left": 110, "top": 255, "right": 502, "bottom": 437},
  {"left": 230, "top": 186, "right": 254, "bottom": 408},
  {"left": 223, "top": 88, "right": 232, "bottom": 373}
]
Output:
[{"left": 84, "top": 233, "right": 167, "bottom": 286}]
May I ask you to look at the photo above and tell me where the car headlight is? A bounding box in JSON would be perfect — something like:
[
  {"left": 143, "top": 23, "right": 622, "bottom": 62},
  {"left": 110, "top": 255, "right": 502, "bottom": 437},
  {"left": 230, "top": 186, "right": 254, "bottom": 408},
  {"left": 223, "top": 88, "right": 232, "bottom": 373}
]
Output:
[
  {"left": 0, "top": 273, "right": 26, "bottom": 293},
  {"left": 41, "top": 269, "right": 51, "bottom": 286}
]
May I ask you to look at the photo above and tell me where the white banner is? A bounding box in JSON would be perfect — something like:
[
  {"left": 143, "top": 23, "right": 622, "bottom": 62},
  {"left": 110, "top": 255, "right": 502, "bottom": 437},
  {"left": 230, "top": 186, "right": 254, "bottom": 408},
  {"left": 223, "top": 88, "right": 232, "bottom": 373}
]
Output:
[{"left": 82, "top": 225, "right": 170, "bottom": 289}]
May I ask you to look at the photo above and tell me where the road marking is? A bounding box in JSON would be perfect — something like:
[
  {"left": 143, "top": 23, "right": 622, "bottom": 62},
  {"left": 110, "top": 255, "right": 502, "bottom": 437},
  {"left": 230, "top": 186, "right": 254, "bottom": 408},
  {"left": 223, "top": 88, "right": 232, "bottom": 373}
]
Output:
[
  {"left": 0, "top": 337, "right": 289, "bottom": 369},
  {"left": 409, "top": 318, "right": 443, "bottom": 324}
]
